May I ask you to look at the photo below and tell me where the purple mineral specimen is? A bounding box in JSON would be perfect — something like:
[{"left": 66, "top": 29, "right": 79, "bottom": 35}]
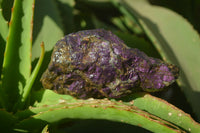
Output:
[{"left": 41, "top": 29, "right": 179, "bottom": 98}]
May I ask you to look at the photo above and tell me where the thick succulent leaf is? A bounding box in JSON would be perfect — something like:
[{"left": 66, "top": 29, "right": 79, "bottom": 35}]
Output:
[
  {"left": 31, "top": 0, "right": 64, "bottom": 91},
  {"left": 115, "top": 32, "right": 160, "bottom": 58},
  {"left": 91, "top": 14, "right": 117, "bottom": 30},
  {"left": 55, "top": 0, "right": 75, "bottom": 34},
  {"left": 0, "top": 0, "right": 14, "bottom": 21},
  {"left": 110, "top": 0, "right": 142, "bottom": 34},
  {"left": 125, "top": 93, "right": 200, "bottom": 133},
  {"left": 1, "top": 0, "right": 35, "bottom": 110},
  {"left": 41, "top": 125, "right": 49, "bottom": 133},
  {"left": 149, "top": 0, "right": 198, "bottom": 31},
  {"left": 15, "top": 90, "right": 184, "bottom": 133},
  {"left": 117, "top": 0, "right": 200, "bottom": 120},
  {"left": 0, "top": 9, "right": 8, "bottom": 41},
  {"left": 111, "top": 16, "right": 130, "bottom": 32},
  {"left": 0, "top": 109, "right": 17, "bottom": 132},
  {"left": 0, "top": 9, "right": 8, "bottom": 77},
  {"left": 111, "top": 15, "right": 143, "bottom": 34},
  {"left": 32, "top": 0, "right": 64, "bottom": 61},
  {"left": 14, "top": 43, "right": 45, "bottom": 110}
]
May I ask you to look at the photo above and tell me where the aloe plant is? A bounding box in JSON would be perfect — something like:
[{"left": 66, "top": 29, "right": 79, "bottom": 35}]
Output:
[{"left": 0, "top": 0, "right": 200, "bottom": 132}]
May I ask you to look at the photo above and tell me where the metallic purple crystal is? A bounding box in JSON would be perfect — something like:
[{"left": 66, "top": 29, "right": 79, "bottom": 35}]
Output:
[{"left": 41, "top": 29, "right": 179, "bottom": 98}]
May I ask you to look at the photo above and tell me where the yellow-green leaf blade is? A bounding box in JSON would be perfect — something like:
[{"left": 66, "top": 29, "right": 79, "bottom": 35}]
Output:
[
  {"left": 1, "top": 0, "right": 35, "bottom": 110},
  {"left": 15, "top": 90, "right": 183, "bottom": 133},
  {"left": 120, "top": 0, "right": 200, "bottom": 120},
  {"left": 126, "top": 93, "right": 200, "bottom": 133},
  {"left": 0, "top": 8, "right": 8, "bottom": 80},
  {"left": 0, "top": 8, "right": 8, "bottom": 41}
]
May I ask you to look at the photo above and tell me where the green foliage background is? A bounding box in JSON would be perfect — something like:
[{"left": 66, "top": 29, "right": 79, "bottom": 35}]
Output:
[{"left": 0, "top": 0, "right": 200, "bottom": 132}]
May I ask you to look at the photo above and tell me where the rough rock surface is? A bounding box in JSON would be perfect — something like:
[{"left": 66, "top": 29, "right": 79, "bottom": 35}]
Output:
[{"left": 41, "top": 29, "right": 179, "bottom": 98}]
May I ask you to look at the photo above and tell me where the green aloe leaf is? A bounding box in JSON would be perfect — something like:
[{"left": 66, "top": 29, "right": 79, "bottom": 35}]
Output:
[
  {"left": 115, "top": 31, "right": 160, "bottom": 58},
  {"left": 0, "top": 8, "right": 8, "bottom": 77},
  {"left": 41, "top": 125, "right": 49, "bottom": 133},
  {"left": 14, "top": 42, "right": 45, "bottom": 110},
  {"left": 111, "top": 16, "right": 130, "bottom": 32},
  {"left": 125, "top": 93, "right": 200, "bottom": 133},
  {"left": 114, "top": 0, "right": 200, "bottom": 120},
  {"left": 32, "top": 0, "right": 64, "bottom": 61},
  {"left": 15, "top": 90, "right": 184, "bottom": 133},
  {"left": 0, "top": 109, "right": 17, "bottom": 132},
  {"left": 0, "top": 8, "right": 8, "bottom": 41},
  {"left": 55, "top": 0, "right": 75, "bottom": 34},
  {"left": 31, "top": 0, "right": 64, "bottom": 90},
  {"left": 0, "top": 0, "right": 14, "bottom": 21},
  {"left": 1, "top": 0, "right": 35, "bottom": 110},
  {"left": 111, "top": 15, "right": 143, "bottom": 34}
]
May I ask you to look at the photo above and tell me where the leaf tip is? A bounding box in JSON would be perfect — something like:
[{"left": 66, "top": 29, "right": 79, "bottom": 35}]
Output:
[
  {"left": 8, "top": 21, "right": 12, "bottom": 26},
  {"left": 40, "top": 41, "right": 44, "bottom": 47},
  {"left": 11, "top": 7, "right": 14, "bottom": 13},
  {"left": 40, "top": 42, "right": 45, "bottom": 54}
]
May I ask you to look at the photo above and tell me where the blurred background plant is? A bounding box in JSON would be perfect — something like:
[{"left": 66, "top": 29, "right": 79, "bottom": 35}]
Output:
[{"left": 0, "top": 0, "right": 200, "bottom": 132}]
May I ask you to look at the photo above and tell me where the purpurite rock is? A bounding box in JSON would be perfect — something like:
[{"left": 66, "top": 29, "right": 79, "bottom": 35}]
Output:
[{"left": 41, "top": 29, "right": 179, "bottom": 98}]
